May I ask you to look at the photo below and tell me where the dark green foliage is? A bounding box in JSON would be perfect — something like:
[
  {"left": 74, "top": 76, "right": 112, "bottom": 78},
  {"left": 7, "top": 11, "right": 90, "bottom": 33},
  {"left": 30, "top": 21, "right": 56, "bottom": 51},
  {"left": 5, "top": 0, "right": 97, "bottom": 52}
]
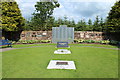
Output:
[
  {"left": 92, "top": 16, "right": 105, "bottom": 32},
  {"left": 93, "top": 16, "right": 104, "bottom": 31},
  {"left": 1, "top": 1, "right": 25, "bottom": 40},
  {"left": 75, "top": 19, "right": 87, "bottom": 31},
  {"left": 32, "top": 1, "right": 60, "bottom": 30},
  {"left": 93, "top": 16, "right": 99, "bottom": 31},
  {"left": 99, "top": 18, "right": 105, "bottom": 32},
  {"left": 87, "top": 19, "right": 93, "bottom": 31},
  {"left": 109, "top": 40, "right": 119, "bottom": 45},
  {"left": 25, "top": 15, "right": 106, "bottom": 31},
  {"left": 46, "top": 17, "right": 55, "bottom": 30},
  {"left": 74, "top": 39, "right": 119, "bottom": 45},
  {"left": 25, "top": 14, "right": 107, "bottom": 31},
  {"left": 53, "top": 16, "right": 76, "bottom": 27},
  {"left": 1, "top": 1, "right": 25, "bottom": 31},
  {"left": 106, "top": 1, "right": 120, "bottom": 32},
  {"left": 54, "top": 18, "right": 64, "bottom": 26}
]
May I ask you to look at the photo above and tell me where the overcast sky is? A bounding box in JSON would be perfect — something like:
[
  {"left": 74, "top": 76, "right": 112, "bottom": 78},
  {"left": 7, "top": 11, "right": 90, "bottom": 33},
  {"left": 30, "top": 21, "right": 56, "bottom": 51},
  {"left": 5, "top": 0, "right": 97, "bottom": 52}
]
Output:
[{"left": 16, "top": 0, "right": 117, "bottom": 23}]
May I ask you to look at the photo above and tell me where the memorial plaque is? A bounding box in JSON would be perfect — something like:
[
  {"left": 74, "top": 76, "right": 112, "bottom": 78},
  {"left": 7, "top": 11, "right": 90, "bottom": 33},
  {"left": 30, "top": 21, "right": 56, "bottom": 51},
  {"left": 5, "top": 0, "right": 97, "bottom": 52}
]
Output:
[
  {"left": 47, "top": 60, "right": 76, "bottom": 69},
  {"left": 56, "top": 62, "right": 68, "bottom": 65},
  {"left": 54, "top": 49, "right": 71, "bottom": 54},
  {"left": 86, "top": 35, "right": 89, "bottom": 38},
  {"left": 36, "top": 35, "right": 42, "bottom": 37},
  {"left": 43, "top": 33, "right": 47, "bottom": 35},
  {"left": 21, "top": 34, "right": 25, "bottom": 37},
  {"left": 42, "top": 35, "right": 46, "bottom": 37},
  {"left": 26, "top": 32, "right": 30, "bottom": 37},
  {"left": 57, "top": 42, "right": 69, "bottom": 47}
]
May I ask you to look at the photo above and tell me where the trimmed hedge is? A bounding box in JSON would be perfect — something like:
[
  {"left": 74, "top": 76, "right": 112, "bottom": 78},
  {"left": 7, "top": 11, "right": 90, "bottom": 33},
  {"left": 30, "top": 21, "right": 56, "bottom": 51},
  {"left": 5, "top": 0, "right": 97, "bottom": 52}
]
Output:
[
  {"left": 74, "top": 39, "right": 119, "bottom": 45},
  {"left": 11, "top": 39, "right": 119, "bottom": 45},
  {"left": 12, "top": 40, "right": 51, "bottom": 44}
]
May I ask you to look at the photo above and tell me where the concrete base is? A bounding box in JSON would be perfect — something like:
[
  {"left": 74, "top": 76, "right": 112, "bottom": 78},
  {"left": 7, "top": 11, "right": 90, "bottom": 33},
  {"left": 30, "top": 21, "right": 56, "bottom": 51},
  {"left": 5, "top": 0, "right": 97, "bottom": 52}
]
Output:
[
  {"left": 47, "top": 60, "right": 76, "bottom": 69},
  {"left": 54, "top": 49, "right": 71, "bottom": 54}
]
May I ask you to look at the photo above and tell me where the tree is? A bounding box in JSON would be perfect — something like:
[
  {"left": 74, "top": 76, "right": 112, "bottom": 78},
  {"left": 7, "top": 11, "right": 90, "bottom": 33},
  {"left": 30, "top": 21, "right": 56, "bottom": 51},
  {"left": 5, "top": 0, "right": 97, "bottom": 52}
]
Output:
[
  {"left": 32, "top": 0, "right": 60, "bottom": 30},
  {"left": 99, "top": 17, "right": 104, "bottom": 32},
  {"left": 87, "top": 19, "right": 93, "bottom": 31},
  {"left": 93, "top": 16, "right": 100, "bottom": 31},
  {"left": 23, "top": 20, "right": 31, "bottom": 31},
  {"left": 53, "top": 19, "right": 59, "bottom": 27},
  {"left": 104, "top": 1, "right": 120, "bottom": 41},
  {"left": 1, "top": 1, "right": 25, "bottom": 40},
  {"left": 63, "top": 16, "right": 68, "bottom": 25},
  {"left": 88, "top": 19, "right": 92, "bottom": 25},
  {"left": 75, "top": 19, "right": 87, "bottom": 31},
  {"left": 46, "top": 16, "right": 55, "bottom": 30},
  {"left": 75, "top": 20, "right": 82, "bottom": 31},
  {"left": 71, "top": 19, "right": 76, "bottom": 27},
  {"left": 106, "top": 1, "right": 120, "bottom": 32}
]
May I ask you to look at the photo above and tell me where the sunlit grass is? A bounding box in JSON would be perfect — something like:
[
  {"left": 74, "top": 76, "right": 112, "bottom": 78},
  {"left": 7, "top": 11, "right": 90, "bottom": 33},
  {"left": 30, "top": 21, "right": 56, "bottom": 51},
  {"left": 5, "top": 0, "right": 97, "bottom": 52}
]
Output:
[{"left": 2, "top": 44, "right": 118, "bottom": 78}]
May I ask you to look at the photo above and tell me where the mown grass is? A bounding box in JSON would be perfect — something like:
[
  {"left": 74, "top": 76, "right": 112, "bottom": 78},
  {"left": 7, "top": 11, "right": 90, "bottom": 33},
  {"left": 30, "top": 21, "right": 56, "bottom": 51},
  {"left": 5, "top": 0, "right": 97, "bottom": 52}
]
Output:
[
  {"left": 11, "top": 43, "right": 118, "bottom": 48},
  {"left": 2, "top": 44, "right": 118, "bottom": 78},
  {"left": 12, "top": 43, "right": 55, "bottom": 48},
  {"left": 0, "top": 52, "right": 2, "bottom": 79}
]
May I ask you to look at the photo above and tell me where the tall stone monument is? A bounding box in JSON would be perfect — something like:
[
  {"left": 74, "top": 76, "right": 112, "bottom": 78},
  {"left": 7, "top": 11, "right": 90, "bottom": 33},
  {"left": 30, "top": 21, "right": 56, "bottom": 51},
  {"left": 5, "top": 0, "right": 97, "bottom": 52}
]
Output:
[{"left": 52, "top": 25, "right": 74, "bottom": 43}]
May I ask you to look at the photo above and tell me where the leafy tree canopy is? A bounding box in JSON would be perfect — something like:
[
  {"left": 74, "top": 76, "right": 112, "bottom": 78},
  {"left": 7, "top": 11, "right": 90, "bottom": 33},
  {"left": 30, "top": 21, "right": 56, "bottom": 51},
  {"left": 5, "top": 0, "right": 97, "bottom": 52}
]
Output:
[
  {"left": 1, "top": 1, "right": 25, "bottom": 31},
  {"left": 106, "top": 1, "right": 120, "bottom": 32},
  {"left": 32, "top": 0, "right": 60, "bottom": 30}
]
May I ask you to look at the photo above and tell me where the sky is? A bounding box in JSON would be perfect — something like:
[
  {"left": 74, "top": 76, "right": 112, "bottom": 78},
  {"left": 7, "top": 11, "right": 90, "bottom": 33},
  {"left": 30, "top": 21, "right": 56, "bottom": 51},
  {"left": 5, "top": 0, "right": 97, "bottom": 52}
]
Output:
[{"left": 16, "top": 0, "right": 117, "bottom": 23}]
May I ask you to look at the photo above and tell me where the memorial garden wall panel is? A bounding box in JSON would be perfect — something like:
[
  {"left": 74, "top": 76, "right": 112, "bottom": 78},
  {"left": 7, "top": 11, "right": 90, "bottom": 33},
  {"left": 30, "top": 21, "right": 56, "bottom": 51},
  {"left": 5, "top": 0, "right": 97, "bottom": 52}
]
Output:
[{"left": 20, "top": 31, "right": 103, "bottom": 41}]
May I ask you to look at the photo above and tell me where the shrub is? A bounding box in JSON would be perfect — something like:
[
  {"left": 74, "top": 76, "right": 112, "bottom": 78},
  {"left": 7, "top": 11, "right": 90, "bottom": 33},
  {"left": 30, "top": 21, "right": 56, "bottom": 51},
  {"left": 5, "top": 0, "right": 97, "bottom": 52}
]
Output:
[
  {"left": 95, "top": 41, "right": 101, "bottom": 43},
  {"left": 27, "top": 40, "right": 34, "bottom": 44},
  {"left": 74, "top": 39, "right": 78, "bottom": 43},
  {"left": 84, "top": 40, "right": 95, "bottom": 43},
  {"left": 12, "top": 41, "right": 16, "bottom": 44},
  {"left": 41, "top": 40, "right": 51, "bottom": 43},
  {"left": 15, "top": 40, "right": 51, "bottom": 44},
  {"left": 100, "top": 40, "right": 110, "bottom": 44},
  {"left": 109, "top": 40, "right": 119, "bottom": 45},
  {"left": 78, "top": 39, "right": 84, "bottom": 43},
  {"left": 22, "top": 40, "right": 27, "bottom": 44}
]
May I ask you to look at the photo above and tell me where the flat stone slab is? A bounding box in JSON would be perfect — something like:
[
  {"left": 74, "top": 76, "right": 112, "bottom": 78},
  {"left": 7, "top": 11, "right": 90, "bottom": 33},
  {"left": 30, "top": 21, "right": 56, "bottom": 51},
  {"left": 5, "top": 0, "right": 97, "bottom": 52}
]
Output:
[
  {"left": 47, "top": 60, "right": 76, "bottom": 69},
  {"left": 54, "top": 49, "right": 71, "bottom": 54}
]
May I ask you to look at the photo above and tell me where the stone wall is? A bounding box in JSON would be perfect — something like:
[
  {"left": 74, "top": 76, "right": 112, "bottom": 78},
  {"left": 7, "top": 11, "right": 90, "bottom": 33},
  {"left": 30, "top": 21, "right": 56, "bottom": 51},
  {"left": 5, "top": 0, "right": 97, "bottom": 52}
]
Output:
[
  {"left": 20, "top": 31, "right": 52, "bottom": 40},
  {"left": 20, "top": 31, "right": 103, "bottom": 41},
  {"left": 74, "top": 31, "right": 103, "bottom": 41}
]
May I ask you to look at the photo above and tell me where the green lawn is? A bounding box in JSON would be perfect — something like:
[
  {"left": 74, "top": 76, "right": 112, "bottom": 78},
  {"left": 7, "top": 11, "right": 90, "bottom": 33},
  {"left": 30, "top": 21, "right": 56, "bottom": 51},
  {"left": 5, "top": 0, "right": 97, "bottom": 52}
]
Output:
[
  {"left": 11, "top": 43, "right": 118, "bottom": 48},
  {"left": 0, "top": 52, "right": 2, "bottom": 79},
  {"left": 2, "top": 44, "right": 118, "bottom": 78}
]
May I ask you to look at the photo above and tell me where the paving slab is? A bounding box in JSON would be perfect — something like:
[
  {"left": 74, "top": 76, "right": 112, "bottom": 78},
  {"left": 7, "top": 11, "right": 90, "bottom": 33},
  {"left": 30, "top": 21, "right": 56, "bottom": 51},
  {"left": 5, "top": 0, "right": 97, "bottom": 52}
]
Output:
[{"left": 47, "top": 60, "right": 76, "bottom": 69}]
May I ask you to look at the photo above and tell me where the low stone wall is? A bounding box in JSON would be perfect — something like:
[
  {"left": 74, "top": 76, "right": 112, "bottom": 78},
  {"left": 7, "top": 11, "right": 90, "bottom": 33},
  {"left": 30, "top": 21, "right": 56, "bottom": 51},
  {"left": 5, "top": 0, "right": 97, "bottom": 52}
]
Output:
[
  {"left": 20, "top": 31, "right": 52, "bottom": 40},
  {"left": 20, "top": 31, "right": 103, "bottom": 41},
  {"left": 74, "top": 31, "right": 103, "bottom": 41}
]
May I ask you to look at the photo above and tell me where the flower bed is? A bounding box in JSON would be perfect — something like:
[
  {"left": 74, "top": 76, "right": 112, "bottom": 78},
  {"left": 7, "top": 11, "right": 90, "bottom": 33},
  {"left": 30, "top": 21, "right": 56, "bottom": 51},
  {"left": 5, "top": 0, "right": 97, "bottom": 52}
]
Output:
[{"left": 74, "top": 39, "right": 119, "bottom": 45}]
